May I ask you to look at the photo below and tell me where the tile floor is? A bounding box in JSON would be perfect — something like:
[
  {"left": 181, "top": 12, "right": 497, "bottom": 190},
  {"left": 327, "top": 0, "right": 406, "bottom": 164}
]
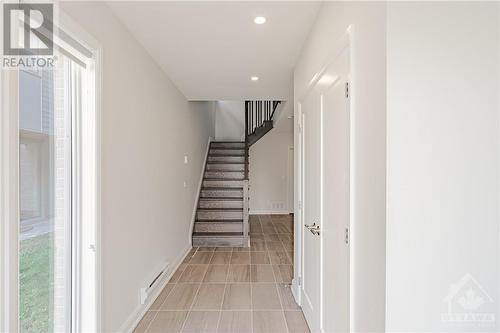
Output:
[{"left": 133, "top": 214, "right": 310, "bottom": 333}]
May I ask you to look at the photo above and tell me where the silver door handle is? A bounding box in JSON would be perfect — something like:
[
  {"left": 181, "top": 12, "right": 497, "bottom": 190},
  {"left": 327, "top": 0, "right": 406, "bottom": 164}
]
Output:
[{"left": 304, "top": 223, "right": 320, "bottom": 236}]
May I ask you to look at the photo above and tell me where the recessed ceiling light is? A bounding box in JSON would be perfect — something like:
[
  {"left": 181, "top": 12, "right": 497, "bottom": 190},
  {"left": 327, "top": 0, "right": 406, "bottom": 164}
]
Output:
[
  {"left": 254, "top": 16, "right": 266, "bottom": 25},
  {"left": 251, "top": 76, "right": 259, "bottom": 81}
]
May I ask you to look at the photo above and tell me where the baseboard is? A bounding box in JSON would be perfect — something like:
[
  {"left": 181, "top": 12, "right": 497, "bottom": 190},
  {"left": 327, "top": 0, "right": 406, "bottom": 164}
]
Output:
[
  {"left": 119, "top": 246, "right": 192, "bottom": 333},
  {"left": 249, "top": 210, "right": 290, "bottom": 215},
  {"left": 291, "top": 277, "right": 301, "bottom": 306},
  {"left": 188, "top": 136, "right": 212, "bottom": 245}
]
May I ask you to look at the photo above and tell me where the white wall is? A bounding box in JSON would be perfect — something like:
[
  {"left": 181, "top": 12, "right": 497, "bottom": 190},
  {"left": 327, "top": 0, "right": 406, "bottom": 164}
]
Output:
[
  {"left": 386, "top": 2, "right": 499, "bottom": 332},
  {"left": 215, "top": 101, "right": 245, "bottom": 141},
  {"left": 249, "top": 129, "right": 293, "bottom": 214},
  {"left": 294, "top": 2, "right": 387, "bottom": 331},
  {"left": 60, "top": 2, "right": 214, "bottom": 331}
]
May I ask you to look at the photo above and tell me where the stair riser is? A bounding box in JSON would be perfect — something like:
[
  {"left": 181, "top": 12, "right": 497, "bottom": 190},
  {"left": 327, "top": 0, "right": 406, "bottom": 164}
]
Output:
[
  {"left": 198, "top": 200, "right": 243, "bottom": 209},
  {"left": 211, "top": 142, "right": 245, "bottom": 149},
  {"left": 210, "top": 149, "right": 245, "bottom": 155},
  {"left": 197, "top": 211, "right": 243, "bottom": 220},
  {"left": 194, "top": 222, "right": 243, "bottom": 233},
  {"left": 204, "top": 171, "right": 244, "bottom": 179},
  {"left": 208, "top": 156, "right": 245, "bottom": 163},
  {"left": 200, "top": 189, "right": 243, "bottom": 198},
  {"left": 193, "top": 236, "right": 246, "bottom": 247},
  {"left": 203, "top": 180, "right": 243, "bottom": 188},
  {"left": 206, "top": 164, "right": 245, "bottom": 171}
]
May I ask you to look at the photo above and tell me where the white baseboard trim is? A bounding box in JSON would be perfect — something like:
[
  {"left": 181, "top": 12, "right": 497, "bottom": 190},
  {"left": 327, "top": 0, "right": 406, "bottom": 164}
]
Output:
[
  {"left": 119, "top": 246, "right": 192, "bottom": 333},
  {"left": 249, "top": 210, "right": 291, "bottom": 215},
  {"left": 291, "top": 277, "right": 301, "bottom": 306},
  {"left": 188, "top": 136, "right": 212, "bottom": 245}
]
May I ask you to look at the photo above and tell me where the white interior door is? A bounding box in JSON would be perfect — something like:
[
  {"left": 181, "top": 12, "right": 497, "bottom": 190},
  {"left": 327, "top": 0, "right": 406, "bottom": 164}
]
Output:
[
  {"left": 321, "top": 47, "right": 350, "bottom": 333},
  {"left": 300, "top": 89, "right": 322, "bottom": 332},
  {"left": 299, "top": 41, "right": 351, "bottom": 333}
]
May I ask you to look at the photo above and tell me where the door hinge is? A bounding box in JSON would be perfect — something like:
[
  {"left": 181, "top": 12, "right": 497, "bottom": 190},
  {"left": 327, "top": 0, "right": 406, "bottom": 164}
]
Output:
[
  {"left": 298, "top": 276, "right": 302, "bottom": 286},
  {"left": 345, "top": 227, "right": 349, "bottom": 245},
  {"left": 345, "top": 82, "right": 350, "bottom": 99},
  {"left": 298, "top": 200, "right": 302, "bottom": 210}
]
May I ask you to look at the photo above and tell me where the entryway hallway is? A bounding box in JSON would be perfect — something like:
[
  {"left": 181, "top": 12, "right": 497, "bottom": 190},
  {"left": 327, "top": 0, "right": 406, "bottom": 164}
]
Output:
[{"left": 133, "top": 214, "right": 309, "bottom": 333}]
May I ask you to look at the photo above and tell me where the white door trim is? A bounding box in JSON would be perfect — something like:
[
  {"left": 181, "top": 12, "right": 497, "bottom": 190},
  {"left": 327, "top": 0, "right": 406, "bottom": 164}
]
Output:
[
  {"left": 287, "top": 145, "right": 294, "bottom": 214},
  {"left": 294, "top": 24, "right": 356, "bottom": 332}
]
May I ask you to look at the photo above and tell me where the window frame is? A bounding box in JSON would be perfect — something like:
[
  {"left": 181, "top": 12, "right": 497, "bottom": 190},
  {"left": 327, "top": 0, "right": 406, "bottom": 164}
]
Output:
[{"left": 0, "top": 7, "right": 102, "bottom": 332}]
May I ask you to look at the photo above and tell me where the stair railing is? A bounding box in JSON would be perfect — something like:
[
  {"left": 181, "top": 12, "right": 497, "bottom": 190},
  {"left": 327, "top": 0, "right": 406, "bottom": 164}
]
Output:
[{"left": 245, "top": 100, "right": 281, "bottom": 138}]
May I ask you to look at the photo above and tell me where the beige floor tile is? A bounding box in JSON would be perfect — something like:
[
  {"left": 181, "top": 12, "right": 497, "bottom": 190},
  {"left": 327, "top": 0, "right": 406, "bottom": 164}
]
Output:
[
  {"left": 192, "top": 284, "right": 225, "bottom": 310},
  {"left": 197, "top": 247, "right": 216, "bottom": 252},
  {"left": 268, "top": 251, "right": 291, "bottom": 265},
  {"left": 230, "top": 252, "right": 250, "bottom": 264},
  {"left": 203, "top": 265, "right": 229, "bottom": 283},
  {"left": 282, "top": 241, "right": 294, "bottom": 252},
  {"left": 258, "top": 215, "right": 272, "bottom": 223},
  {"left": 190, "top": 252, "right": 213, "bottom": 264},
  {"left": 261, "top": 224, "right": 277, "bottom": 234},
  {"left": 222, "top": 283, "right": 251, "bottom": 310},
  {"left": 233, "top": 246, "right": 250, "bottom": 252},
  {"left": 249, "top": 233, "right": 265, "bottom": 241},
  {"left": 274, "top": 222, "right": 289, "bottom": 234},
  {"left": 178, "top": 265, "right": 208, "bottom": 283},
  {"left": 170, "top": 264, "right": 188, "bottom": 283},
  {"left": 287, "top": 251, "right": 294, "bottom": 261},
  {"left": 278, "top": 234, "right": 292, "bottom": 242},
  {"left": 277, "top": 284, "right": 300, "bottom": 310},
  {"left": 133, "top": 311, "right": 155, "bottom": 333},
  {"left": 161, "top": 284, "right": 200, "bottom": 310},
  {"left": 215, "top": 247, "right": 233, "bottom": 252},
  {"left": 272, "top": 265, "right": 283, "bottom": 283},
  {"left": 249, "top": 215, "right": 260, "bottom": 223},
  {"left": 210, "top": 252, "right": 232, "bottom": 265},
  {"left": 278, "top": 265, "right": 293, "bottom": 283},
  {"left": 217, "top": 311, "right": 252, "bottom": 333},
  {"left": 250, "top": 241, "right": 266, "bottom": 252},
  {"left": 183, "top": 254, "right": 194, "bottom": 264},
  {"left": 227, "top": 264, "right": 250, "bottom": 282},
  {"left": 147, "top": 311, "right": 188, "bottom": 333},
  {"left": 250, "top": 252, "right": 270, "bottom": 264},
  {"left": 181, "top": 311, "right": 219, "bottom": 333},
  {"left": 252, "top": 311, "right": 288, "bottom": 333},
  {"left": 150, "top": 284, "right": 175, "bottom": 310},
  {"left": 284, "top": 311, "right": 311, "bottom": 333},
  {"left": 263, "top": 234, "right": 280, "bottom": 242},
  {"left": 271, "top": 215, "right": 292, "bottom": 223},
  {"left": 250, "top": 220, "right": 263, "bottom": 233},
  {"left": 266, "top": 241, "right": 285, "bottom": 252},
  {"left": 251, "top": 283, "right": 281, "bottom": 310},
  {"left": 250, "top": 265, "right": 276, "bottom": 283}
]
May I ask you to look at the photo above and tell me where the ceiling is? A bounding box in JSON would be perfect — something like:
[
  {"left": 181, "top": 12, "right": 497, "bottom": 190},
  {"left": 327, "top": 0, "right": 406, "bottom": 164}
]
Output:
[{"left": 107, "top": 1, "right": 321, "bottom": 101}]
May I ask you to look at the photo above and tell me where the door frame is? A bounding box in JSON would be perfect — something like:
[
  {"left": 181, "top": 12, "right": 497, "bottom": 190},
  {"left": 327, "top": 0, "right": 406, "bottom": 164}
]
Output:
[
  {"left": 287, "top": 145, "right": 294, "bottom": 214},
  {"left": 294, "top": 25, "right": 355, "bottom": 332}
]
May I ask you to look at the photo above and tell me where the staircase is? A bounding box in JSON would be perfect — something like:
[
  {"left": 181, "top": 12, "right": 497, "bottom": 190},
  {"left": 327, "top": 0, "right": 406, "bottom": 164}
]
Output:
[
  {"left": 192, "top": 141, "right": 249, "bottom": 247},
  {"left": 192, "top": 100, "right": 281, "bottom": 247}
]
